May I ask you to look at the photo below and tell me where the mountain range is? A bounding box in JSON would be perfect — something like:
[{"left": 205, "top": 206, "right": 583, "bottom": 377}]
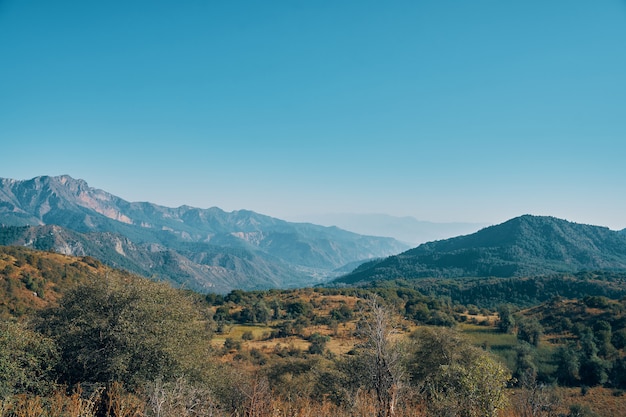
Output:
[
  {"left": 336, "top": 215, "right": 626, "bottom": 285},
  {"left": 0, "top": 175, "right": 408, "bottom": 292},
  {"left": 3, "top": 175, "right": 625, "bottom": 294}
]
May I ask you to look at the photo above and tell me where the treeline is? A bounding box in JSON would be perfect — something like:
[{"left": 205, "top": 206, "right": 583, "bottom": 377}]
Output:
[
  {"left": 208, "top": 285, "right": 460, "bottom": 330},
  {"left": 357, "top": 272, "right": 626, "bottom": 308}
]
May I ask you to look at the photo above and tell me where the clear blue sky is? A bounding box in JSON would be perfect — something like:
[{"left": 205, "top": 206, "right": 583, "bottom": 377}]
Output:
[{"left": 1, "top": 1, "right": 625, "bottom": 229}]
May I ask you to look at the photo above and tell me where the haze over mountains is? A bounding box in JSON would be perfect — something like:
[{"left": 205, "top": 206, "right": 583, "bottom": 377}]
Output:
[
  {"left": 0, "top": 175, "right": 408, "bottom": 292},
  {"left": 289, "top": 213, "right": 486, "bottom": 245}
]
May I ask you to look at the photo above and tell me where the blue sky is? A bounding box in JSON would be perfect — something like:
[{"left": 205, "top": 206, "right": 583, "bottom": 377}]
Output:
[{"left": 1, "top": 1, "right": 625, "bottom": 229}]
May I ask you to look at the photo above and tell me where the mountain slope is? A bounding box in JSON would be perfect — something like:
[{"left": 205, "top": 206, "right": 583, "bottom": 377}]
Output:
[
  {"left": 0, "top": 225, "right": 305, "bottom": 293},
  {"left": 336, "top": 215, "right": 626, "bottom": 284},
  {"left": 0, "top": 176, "right": 408, "bottom": 291},
  {"left": 0, "top": 245, "right": 111, "bottom": 317}
]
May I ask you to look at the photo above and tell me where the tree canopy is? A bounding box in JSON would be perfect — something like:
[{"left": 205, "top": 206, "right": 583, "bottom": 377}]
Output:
[{"left": 37, "top": 271, "right": 213, "bottom": 389}]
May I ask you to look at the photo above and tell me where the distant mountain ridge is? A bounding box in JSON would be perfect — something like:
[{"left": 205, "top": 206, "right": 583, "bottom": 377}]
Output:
[
  {"left": 336, "top": 215, "right": 626, "bottom": 285},
  {"left": 289, "top": 213, "right": 486, "bottom": 245},
  {"left": 0, "top": 175, "right": 409, "bottom": 292}
]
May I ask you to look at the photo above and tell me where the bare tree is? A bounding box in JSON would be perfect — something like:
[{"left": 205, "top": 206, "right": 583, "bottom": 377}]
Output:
[
  {"left": 145, "top": 377, "right": 221, "bottom": 417},
  {"left": 513, "top": 370, "right": 561, "bottom": 417},
  {"left": 242, "top": 374, "right": 272, "bottom": 417},
  {"left": 357, "top": 295, "right": 405, "bottom": 417}
]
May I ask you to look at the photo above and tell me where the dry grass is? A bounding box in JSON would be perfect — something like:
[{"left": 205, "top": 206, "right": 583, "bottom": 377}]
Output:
[
  {"left": 499, "top": 386, "right": 626, "bottom": 417},
  {"left": 558, "top": 387, "right": 626, "bottom": 417}
]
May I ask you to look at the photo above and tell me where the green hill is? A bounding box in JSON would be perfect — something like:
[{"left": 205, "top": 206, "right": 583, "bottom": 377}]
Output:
[{"left": 336, "top": 215, "right": 626, "bottom": 285}]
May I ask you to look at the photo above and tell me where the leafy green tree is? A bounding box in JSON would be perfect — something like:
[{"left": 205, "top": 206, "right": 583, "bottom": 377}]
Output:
[
  {"left": 579, "top": 355, "right": 609, "bottom": 387},
  {"left": 214, "top": 305, "right": 231, "bottom": 322},
  {"left": 583, "top": 296, "right": 610, "bottom": 309},
  {"left": 237, "top": 306, "right": 257, "bottom": 323},
  {"left": 330, "top": 303, "right": 353, "bottom": 322},
  {"left": 609, "top": 356, "right": 626, "bottom": 388},
  {"left": 204, "top": 292, "right": 225, "bottom": 306},
  {"left": 554, "top": 344, "right": 580, "bottom": 386},
  {"left": 497, "top": 304, "right": 516, "bottom": 334},
  {"left": 408, "top": 327, "right": 510, "bottom": 417},
  {"left": 514, "top": 341, "right": 537, "bottom": 381},
  {"left": 269, "top": 298, "right": 283, "bottom": 320},
  {"left": 307, "top": 332, "right": 330, "bottom": 355},
  {"left": 286, "top": 301, "right": 312, "bottom": 319},
  {"left": 253, "top": 300, "right": 271, "bottom": 324},
  {"left": 232, "top": 298, "right": 272, "bottom": 324},
  {"left": 593, "top": 320, "right": 616, "bottom": 359},
  {"left": 0, "top": 320, "right": 58, "bottom": 398},
  {"left": 575, "top": 327, "right": 610, "bottom": 386},
  {"left": 405, "top": 300, "right": 430, "bottom": 323},
  {"left": 442, "top": 354, "right": 510, "bottom": 417},
  {"left": 517, "top": 317, "right": 543, "bottom": 347},
  {"left": 225, "top": 289, "right": 246, "bottom": 304},
  {"left": 38, "top": 272, "right": 213, "bottom": 389},
  {"left": 611, "top": 328, "right": 626, "bottom": 350}
]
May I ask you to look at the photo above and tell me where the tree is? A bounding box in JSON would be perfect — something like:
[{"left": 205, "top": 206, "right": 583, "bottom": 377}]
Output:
[
  {"left": 579, "top": 355, "right": 609, "bottom": 387},
  {"left": 356, "top": 296, "right": 405, "bottom": 417},
  {"left": 145, "top": 377, "right": 220, "bottom": 417},
  {"left": 497, "top": 304, "right": 516, "bottom": 334},
  {"left": 593, "top": 320, "right": 616, "bottom": 359},
  {"left": 38, "top": 271, "right": 213, "bottom": 389},
  {"left": 0, "top": 320, "right": 58, "bottom": 398},
  {"left": 307, "top": 333, "right": 330, "bottom": 355},
  {"left": 286, "top": 301, "right": 312, "bottom": 319},
  {"left": 609, "top": 356, "right": 626, "bottom": 388},
  {"left": 253, "top": 300, "right": 271, "bottom": 324},
  {"left": 517, "top": 317, "right": 543, "bottom": 347},
  {"left": 330, "top": 303, "right": 353, "bottom": 322},
  {"left": 514, "top": 342, "right": 537, "bottom": 381},
  {"left": 408, "top": 327, "right": 510, "bottom": 417},
  {"left": 513, "top": 369, "right": 561, "bottom": 417},
  {"left": 554, "top": 344, "right": 580, "bottom": 386},
  {"left": 577, "top": 328, "right": 609, "bottom": 386}
]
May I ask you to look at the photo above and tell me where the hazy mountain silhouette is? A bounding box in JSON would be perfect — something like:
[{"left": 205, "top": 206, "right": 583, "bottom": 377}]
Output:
[{"left": 288, "top": 212, "right": 486, "bottom": 245}]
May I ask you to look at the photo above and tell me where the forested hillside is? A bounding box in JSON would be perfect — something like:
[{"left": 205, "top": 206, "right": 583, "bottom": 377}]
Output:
[
  {"left": 337, "top": 215, "right": 626, "bottom": 285},
  {"left": 359, "top": 271, "right": 626, "bottom": 308}
]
